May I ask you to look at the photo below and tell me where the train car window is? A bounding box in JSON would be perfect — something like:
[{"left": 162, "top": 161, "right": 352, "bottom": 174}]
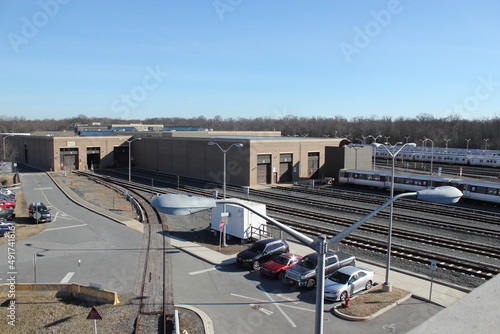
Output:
[
  {"left": 476, "top": 186, "right": 487, "bottom": 194},
  {"left": 422, "top": 180, "right": 427, "bottom": 186},
  {"left": 405, "top": 179, "right": 412, "bottom": 184},
  {"left": 487, "top": 188, "right": 498, "bottom": 195}
]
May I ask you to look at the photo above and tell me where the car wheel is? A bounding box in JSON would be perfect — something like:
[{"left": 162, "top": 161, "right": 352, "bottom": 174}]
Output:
[
  {"left": 365, "top": 280, "right": 373, "bottom": 290},
  {"left": 278, "top": 271, "right": 286, "bottom": 280},
  {"left": 340, "top": 291, "right": 348, "bottom": 301},
  {"left": 252, "top": 261, "right": 261, "bottom": 271},
  {"left": 306, "top": 278, "right": 316, "bottom": 289},
  {"left": 7, "top": 206, "right": 13, "bottom": 209}
]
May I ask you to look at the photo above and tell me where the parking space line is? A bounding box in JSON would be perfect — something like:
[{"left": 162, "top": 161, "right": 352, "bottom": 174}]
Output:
[
  {"left": 258, "top": 286, "right": 297, "bottom": 327},
  {"left": 60, "top": 272, "right": 75, "bottom": 283},
  {"left": 230, "top": 293, "right": 313, "bottom": 312},
  {"left": 189, "top": 267, "right": 219, "bottom": 276},
  {"left": 44, "top": 224, "right": 87, "bottom": 232}
]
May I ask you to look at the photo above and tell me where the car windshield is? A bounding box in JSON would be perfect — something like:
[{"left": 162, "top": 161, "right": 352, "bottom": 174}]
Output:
[
  {"left": 299, "top": 256, "right": 317, "bottom": 269},
  {"left": 273, "top": 255, "right": 290, "bottom": 265},
  {"left": 32, "top": 205, "right": 48, "bottom": 212},
  {"left": 329, "top": 271, "right": 351, "bottom": 284},
  {"left": 248, "top": 243, "right": 265, "bottom": 253}
]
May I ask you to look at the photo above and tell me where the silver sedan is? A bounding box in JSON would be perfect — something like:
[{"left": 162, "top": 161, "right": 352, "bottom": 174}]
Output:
[{"left": 324, "top": 266, "right": 375, "bottom": 301}]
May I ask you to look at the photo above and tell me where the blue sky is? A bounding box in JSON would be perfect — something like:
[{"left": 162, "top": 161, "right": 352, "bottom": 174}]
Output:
[{"left": 1, "top": 0, "right": 499, "bottom": 121}]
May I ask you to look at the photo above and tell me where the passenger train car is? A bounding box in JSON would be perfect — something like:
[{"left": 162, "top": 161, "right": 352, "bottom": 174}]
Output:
[
  {"left": 374, "top": 145, "right": 500, "bottom": 168},
  {"left": 338, "top": 169, "right": 500, "bottom": 205}
]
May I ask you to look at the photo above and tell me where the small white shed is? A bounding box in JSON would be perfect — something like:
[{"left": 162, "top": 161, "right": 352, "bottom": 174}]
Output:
[{"left": 211, "top": 199, "right": 267, "bottom": 240}]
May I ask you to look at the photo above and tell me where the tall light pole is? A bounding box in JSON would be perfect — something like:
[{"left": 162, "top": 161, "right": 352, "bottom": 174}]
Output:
[
  {"left": 152, "top": 186, "right": 462, "bottom": 334},
  {"left": 2, "top": 134, "right": 14, "bottom": 161},
  {"left": 368, "top": 135, "right": 381, "bottom": 170},
  {"left": 127, "top": 137, "right": 141, "bottom": 182},
  {"left": 371, "top": 142, "right": 416, "bottom": 291},
  {"left": 348, "top": 144, "right": 362, "bottom": 169},
  {"left": 424, "top": 137, "right": 434, "bottom": 175},
  {"left": 208, "top": 142, "right": 243, "bottom": 199},
  {"left": 484, "top": 138, "right": 489, "bottom": 151},
  {"left": 444, "top": 139, "right": 451, "bottom": 153},
  {"left": 465, "top": 138, "right": 471, "bottom": 153},
  {"left": 208, "top": 142, "right": 243, "bottom": 247},
  {"left": 405, "top": 136, "right": 410, "bottom": 144}
]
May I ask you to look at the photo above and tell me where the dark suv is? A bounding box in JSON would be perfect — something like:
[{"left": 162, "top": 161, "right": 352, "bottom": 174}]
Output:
[
  {"left": 236, "top": 238, "right": 289, "bottom": 270},
  {"left": 28, "top": 202, "right": 52, "bottom": 223}
]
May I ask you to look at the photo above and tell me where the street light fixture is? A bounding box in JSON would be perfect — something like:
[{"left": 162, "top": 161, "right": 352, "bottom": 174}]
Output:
[
  {"left": 152, "top": 186, "right": 462, "bottom": 334},
  {"left": 465, "top": 138, "right": 471, "bottom": 153},
  {"left": 127, "top": 137, "right": 141, "bottom": 182},
  {"left": 371, "top": 142, "right": 416, "bottom": 291},
  {"left": 484, "top": 138, "right": 489, "bottom": 151},
  {"left": 347, "top": 144, "right": 363, "bottom": 169},
  {"left": 368, "top": 135, "right": 382, "bottom": 170},
  {"left": 2, "top": 134, "right": 14, "bottom": 161}
]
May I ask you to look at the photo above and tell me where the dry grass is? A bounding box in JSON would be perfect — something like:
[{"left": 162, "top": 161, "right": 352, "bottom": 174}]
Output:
[
  {"left": 0, "top": 295, "right": 138, "bottom": 334},
  {"left": 334, "top": 285, "right": 411, "bottom": 318}
]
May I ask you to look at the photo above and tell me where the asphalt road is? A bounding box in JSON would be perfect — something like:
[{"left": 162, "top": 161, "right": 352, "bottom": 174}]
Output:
[
  {"left": 170, "top": 247, "right": 444, "bottom": 334},
  {"left": 0, "top": 172, "right": 143, "bottom": 293}
]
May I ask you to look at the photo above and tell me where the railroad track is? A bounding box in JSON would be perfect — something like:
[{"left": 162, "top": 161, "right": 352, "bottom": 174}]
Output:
[
  {"left": 272, "top": 185, "right": 500, "bottom": 227},
  {"left": 80, "top": 172, "right": 175, "bottom": 333},
  {"left": 76, "top": 170, "right": 500, "bottom": 281}
]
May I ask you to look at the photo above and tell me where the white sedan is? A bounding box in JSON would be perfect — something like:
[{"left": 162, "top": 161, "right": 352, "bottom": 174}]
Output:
[{"left": 324, "top": 266, "right": 375, "bottom": 301}]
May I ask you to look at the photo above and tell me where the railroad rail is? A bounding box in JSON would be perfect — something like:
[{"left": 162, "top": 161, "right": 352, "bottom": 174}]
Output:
[
  {"left": 76, "top": 172, "right": 175, "bottom": 333},
  {"left": 74, "top": 170, "right": 500, "bottom": 282}
]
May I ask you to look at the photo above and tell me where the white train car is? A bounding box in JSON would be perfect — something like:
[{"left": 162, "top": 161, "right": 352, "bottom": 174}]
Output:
[
  {"left": 448, "top": 179, "right": 500, "bottom": 204},
  {"left": 468, "top": 156, "right": 500, "bottom": 168},
  {"left": 338, "top": 169, "right": 500, "bottom": 205},
  {"left": 338, "top": 169, "right": 450, "bottom": 192}
]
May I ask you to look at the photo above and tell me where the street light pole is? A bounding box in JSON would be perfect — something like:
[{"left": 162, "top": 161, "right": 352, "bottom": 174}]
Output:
[
  {"left": 208, "top": 142, "right": 243, "bottom": 247},
  {"left": 152, "top": 186, "right": 462, "bottom": 334},
  {"left": 371, "top": 142, "right": 416, "bottom": 291},
  {"left": 444, "top": 139, "right": 451, "bottom": 153},
  {"left": 484, "top": 138, "right": 489, "bottom": 151},
  {"left": 127, "top": 137, "right": 141, "bottom": 182},
  {"left": 424, "top": 138, "right": 434, "bottom": 175},
  {"left": 465, "top": 138, "right": 471, "bottom": 153},
  {"left": 368, "top": 135, "right": 382, "bottom": 170}
]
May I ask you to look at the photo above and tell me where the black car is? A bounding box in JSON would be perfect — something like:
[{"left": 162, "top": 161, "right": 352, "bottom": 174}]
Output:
[
  {"left": 236, "top": 238, "right": 290, "bottom": 270},
  {"left": 0, "top": 208, "right": 15, "bottom": 221},
  {"left": 28, "top": 202, "right": 52, "bottom": 223}
]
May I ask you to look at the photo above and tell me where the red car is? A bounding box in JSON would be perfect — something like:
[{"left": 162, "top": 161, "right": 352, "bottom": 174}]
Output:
[
  {"left": 0, "top": 200, "right": 15, "bottom": 210},
  {"left": 260, "top": 253, "right": 303, "bottom": 280}
]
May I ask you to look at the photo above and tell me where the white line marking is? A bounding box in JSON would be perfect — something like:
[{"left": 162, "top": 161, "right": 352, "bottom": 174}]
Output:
[
  {"left": 189, "top": 267, "right": 218, "bottom": 275},
  {"left": 44, "top": 224, "right": 87, "bottom": 232},
  {"left": 34, "top": 187, "right": 53, "bottom": 190},
  {"left": 258, "top": 286, "right": 297, "bottom": 327},
  {"left": 230, "top": 293, "right": 313, "bottom": 312},
  {"left": 52, "top": 211, "right": 59, "bottom": 222},
  {"left": 60, "top": 272, "right": 75, "bottom": 283},
  {"left": 250, "top": 304, "right": 274, "bottom": 315},
  {"left": 277, "top": 294, "right": 301, "bottom": 304}
]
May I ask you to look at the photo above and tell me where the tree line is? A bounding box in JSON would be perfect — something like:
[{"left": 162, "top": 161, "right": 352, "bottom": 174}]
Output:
[{"left": 1, "top": 113, "right": 499, "bottom": 151}]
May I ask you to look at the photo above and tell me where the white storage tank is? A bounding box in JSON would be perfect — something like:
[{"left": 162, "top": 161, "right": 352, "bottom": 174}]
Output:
[{"left": 211, "top": 199, "right": 267, "bottom": 240}]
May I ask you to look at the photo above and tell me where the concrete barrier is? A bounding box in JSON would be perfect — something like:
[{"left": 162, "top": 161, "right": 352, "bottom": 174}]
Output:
[{"left": 0, "top": 283, "right": 119, "bottom": 305}]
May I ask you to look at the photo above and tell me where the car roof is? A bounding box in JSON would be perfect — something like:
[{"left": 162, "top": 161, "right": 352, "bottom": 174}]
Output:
[
  {"left": 336, "top": 266, "right": 372, "bottom": 275},
  {"left": 255, "top": 238, "right": 286, "bottom": 245},
  {"left": 280, "top": 253, "right": 302, "bottom": 259},
  {"left": 30, "top": 202, "right": 46, "bottom": 206}
]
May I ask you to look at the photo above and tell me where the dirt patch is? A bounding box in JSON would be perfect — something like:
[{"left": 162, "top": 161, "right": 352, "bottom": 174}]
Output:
[
  {"left": 334, "top": 285, "right": 411, "bottom": 318},
  {"left": 0, "top": 295, "right": 138, "bottom": 334}
]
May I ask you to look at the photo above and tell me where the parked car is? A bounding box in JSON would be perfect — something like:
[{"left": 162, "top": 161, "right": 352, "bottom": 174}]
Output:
[
  {"left": 0, "top": 208, "right": 15, "bottom": 221},
  {"left": 0, "top": 200, "right": 15, "bottom": 209},
  {"left": 0, "top": 225, "right": 9, "bottom": 237},
  {"left": 285, "top": 251, "right": 356, "bottom": 289},
  {"left": 260, "top": 253, "right": 303, "bottom": 280},
  {"left": 324, "top": 266, "right": 375, "bottom": 301},
  {"left": 0, "top": 188, "right": 15, "bottom": 197},
  {"left": 236, "top": 238, "right": 290, "bottom": 270},
  {"left": 28, "top": 202, "right": 52, "bottom": 223}
]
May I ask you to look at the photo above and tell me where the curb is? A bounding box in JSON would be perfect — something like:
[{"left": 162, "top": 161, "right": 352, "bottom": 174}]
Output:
[
  {"left": 333, "top": 292, "right": 413, "bottom": 321},
  {"left": 176, "top": 304, "right": 215, "bottom": 334},
  {"left": 46, "top": 172, "right": 144, "bottom": 233}
]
